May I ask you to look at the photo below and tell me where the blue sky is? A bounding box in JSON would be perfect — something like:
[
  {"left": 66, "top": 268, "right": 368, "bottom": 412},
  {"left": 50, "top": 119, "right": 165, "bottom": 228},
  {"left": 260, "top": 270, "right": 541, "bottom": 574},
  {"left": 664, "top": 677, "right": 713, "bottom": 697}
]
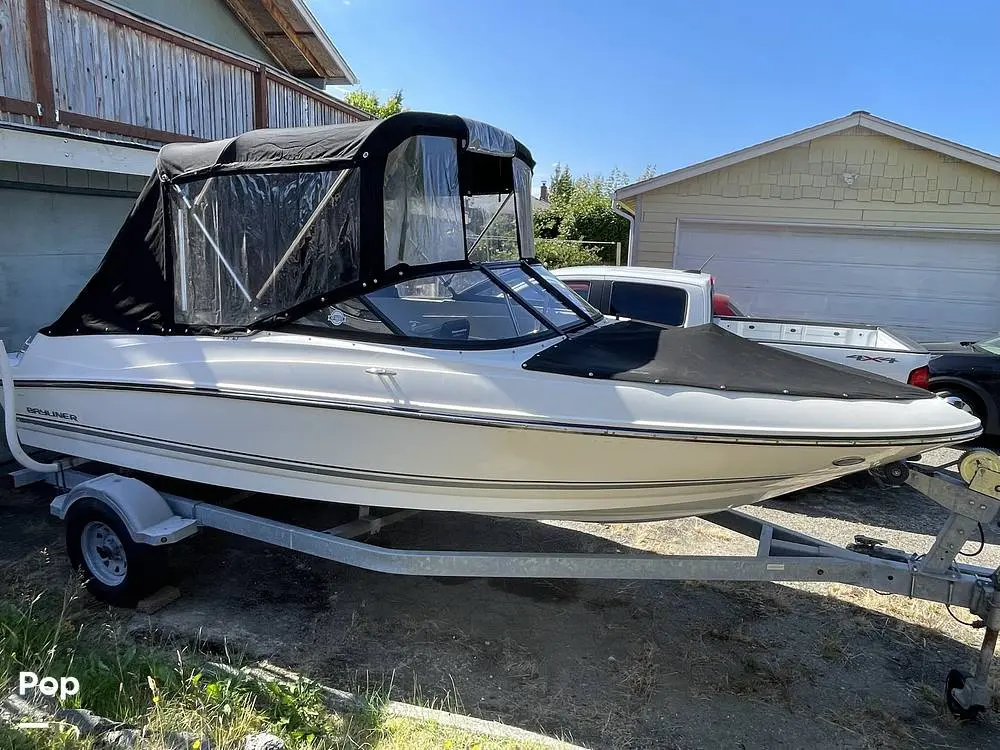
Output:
[{"left": 315, "top": 0, "right": 1000, "bottom": 193}]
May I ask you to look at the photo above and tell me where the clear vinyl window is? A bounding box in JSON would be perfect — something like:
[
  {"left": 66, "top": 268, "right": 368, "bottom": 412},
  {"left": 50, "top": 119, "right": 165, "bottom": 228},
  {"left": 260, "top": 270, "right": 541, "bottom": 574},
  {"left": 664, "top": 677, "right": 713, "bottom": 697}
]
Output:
[
  {"left": 171, "top": 169, "right": 360, "bottom": 327},
  {"left": 513, "top": 158, "right": 535, "bottom": 259},
  {"left": 465, "top": 191, "right": 519, "bottom": 263},
  {"left": 384, "top": 137, "right": 535, "bottom": 267},
  {"left": 383, "top": 135, "right": 465, "bottom": 268}
]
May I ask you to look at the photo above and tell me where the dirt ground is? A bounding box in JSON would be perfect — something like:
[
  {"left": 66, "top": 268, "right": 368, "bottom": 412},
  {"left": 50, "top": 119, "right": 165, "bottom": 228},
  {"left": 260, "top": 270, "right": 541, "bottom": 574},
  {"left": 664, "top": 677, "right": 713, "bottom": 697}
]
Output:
[{"left": 4, "top": 448, "right": 1000, "bottom": 749}]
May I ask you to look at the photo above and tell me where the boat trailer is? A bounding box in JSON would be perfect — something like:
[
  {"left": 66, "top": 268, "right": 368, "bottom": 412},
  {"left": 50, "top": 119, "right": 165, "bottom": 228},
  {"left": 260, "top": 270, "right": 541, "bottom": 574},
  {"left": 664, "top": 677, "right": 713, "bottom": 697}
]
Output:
[{"left": 8, "top": 451, "right": 1000, "bottom": 720}]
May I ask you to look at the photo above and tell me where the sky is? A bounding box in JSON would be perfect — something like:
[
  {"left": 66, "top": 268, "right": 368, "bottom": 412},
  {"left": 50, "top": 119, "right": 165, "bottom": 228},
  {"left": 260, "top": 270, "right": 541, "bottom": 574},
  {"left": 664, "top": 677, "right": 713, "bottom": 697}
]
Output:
[{"left": 312, "top": 0, "right": 1000, "bottom": 193}]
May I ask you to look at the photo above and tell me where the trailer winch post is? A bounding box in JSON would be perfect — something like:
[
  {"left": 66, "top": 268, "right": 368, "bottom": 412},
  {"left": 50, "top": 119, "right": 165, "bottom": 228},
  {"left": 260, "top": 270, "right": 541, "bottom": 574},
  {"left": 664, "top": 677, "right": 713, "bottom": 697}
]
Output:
[
  {"left": 904, "top": 458, "right": 1000, "bottom": 719},
  {"left": 945, "top": 582, "right": 1000, "bottom": 719}
]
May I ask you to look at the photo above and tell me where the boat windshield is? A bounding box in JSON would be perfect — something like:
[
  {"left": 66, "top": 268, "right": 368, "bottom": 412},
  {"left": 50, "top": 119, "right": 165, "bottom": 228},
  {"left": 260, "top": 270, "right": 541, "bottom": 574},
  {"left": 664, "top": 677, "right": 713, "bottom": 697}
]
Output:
[
  {"left": 974, "top": 336, "right": 1000, "bottom": 354},
  {"left": 293, "top": 262, "right": 600, "bottom": 346}
]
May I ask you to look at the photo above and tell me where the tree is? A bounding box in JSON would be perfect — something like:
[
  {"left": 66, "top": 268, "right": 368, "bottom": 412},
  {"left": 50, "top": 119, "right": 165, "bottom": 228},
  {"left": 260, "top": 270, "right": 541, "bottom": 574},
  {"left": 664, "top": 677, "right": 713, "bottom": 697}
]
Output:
[
  {"left": 345, "top": 89, "right": 404, "bottom": 119},
  {"left": 533, "top": 164, "right": 654, "bottom": 264}
]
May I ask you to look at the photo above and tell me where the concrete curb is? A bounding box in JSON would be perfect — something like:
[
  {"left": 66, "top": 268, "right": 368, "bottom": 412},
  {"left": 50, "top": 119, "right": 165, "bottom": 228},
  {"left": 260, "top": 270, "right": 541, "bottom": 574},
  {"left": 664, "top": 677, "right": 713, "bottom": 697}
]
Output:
[
  {"left": 381, "top": 700, "right": 585, "bottom": 749},
  {"left": 221, "top": 661, "right": 588, "bottom": 750}
]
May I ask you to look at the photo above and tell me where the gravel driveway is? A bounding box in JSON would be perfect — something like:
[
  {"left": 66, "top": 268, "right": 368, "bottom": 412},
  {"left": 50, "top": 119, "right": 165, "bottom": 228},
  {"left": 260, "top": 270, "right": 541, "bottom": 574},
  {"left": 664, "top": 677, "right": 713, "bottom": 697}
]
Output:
[{"left": 3, "top": 447, "right": 1000, "bottom": 749}]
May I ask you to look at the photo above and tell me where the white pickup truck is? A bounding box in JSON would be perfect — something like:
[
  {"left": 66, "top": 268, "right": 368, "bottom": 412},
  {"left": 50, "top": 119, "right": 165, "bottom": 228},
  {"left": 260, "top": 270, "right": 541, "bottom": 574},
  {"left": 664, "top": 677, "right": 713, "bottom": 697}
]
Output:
[{"left": 552, "top": 265, "right": 932, "bottom": 386}]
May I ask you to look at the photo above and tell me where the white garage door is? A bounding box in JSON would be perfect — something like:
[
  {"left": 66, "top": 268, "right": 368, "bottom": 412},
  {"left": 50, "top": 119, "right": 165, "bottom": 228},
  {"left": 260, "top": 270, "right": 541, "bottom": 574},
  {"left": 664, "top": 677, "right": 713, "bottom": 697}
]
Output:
[
  {"left": 673, "top": 221, "right": 1000, "bottom": 342},
  {"left": 0, "top": 188, "right": 134, "bottom": 349}
]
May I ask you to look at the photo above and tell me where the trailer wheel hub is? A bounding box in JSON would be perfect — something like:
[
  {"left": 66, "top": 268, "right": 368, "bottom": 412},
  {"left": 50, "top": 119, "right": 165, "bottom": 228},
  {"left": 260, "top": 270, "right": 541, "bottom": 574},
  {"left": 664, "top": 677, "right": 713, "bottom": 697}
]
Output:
[{"left": 81, "top": 521, "right": 127, "bottom": 586}]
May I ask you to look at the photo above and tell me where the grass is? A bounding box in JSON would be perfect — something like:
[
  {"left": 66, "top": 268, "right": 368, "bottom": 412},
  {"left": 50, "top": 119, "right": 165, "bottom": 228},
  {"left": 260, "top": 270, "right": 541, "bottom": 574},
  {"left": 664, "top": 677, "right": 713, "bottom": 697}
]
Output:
[
  {"left": 0, "top": 726, "right": 93, "bottom": 750},
  {"left": 0, "top": 585, "right": 559, "bottom": 750}
]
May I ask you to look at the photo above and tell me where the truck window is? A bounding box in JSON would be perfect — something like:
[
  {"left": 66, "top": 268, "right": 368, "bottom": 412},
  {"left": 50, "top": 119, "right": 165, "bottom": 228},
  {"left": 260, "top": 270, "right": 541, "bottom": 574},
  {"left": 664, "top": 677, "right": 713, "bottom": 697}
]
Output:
[
  {"left": 609, "top": 281, "right": 688, "bottom": 327},
  {"left": 563, "top": 280, "right": 592, "bottom": 302}
]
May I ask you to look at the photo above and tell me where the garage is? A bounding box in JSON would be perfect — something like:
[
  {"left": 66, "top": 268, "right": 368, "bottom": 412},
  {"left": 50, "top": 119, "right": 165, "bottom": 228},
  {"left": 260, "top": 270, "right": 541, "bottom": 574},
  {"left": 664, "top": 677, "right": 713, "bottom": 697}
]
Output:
[
  {"left": 614, "top": 111, "right": 1000, "bottom": 343},
  {"left": 0, "top": 127, "right": 153, "bottom": 460},
  {"left": 674, "top": 220, "right": 1000, "bottom": 341},
  {"left": 0, "top": 188, "right": 136, "bottom": 348},
  {"left": 0, "top": 127, "right": 154, "bottom": 353}
]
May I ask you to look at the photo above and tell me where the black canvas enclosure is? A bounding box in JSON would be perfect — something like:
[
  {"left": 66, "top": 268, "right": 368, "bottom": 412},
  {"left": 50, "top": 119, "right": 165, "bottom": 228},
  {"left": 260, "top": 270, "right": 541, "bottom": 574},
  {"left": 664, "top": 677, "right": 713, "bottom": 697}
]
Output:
[
  {"left": 523, "top": 321, "right": 935, "bottom": 400},
  {"left": 45, "top": 112, "right": 534, "bottom": 337}
]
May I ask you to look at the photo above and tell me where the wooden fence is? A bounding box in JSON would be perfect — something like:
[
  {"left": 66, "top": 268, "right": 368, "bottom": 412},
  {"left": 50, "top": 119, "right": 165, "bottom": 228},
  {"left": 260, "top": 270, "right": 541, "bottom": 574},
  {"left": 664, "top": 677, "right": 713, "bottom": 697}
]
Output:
[{"left": 0, "top": 0, "right": 368, "bottom": 144}]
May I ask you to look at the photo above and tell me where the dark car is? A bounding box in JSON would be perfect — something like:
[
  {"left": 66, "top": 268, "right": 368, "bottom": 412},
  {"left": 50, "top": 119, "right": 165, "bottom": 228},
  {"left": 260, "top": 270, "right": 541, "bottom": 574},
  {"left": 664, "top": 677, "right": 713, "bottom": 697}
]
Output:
[{"left": 925, "top": 335, "right": 1000, "bottom": 435}]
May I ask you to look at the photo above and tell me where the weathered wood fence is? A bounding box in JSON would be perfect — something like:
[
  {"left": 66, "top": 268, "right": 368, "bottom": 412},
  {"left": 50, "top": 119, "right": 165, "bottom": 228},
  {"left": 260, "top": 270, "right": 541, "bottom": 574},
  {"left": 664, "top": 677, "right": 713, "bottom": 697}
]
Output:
[{"left": 0, "top": 0, "right": 367, "bottom": 144}]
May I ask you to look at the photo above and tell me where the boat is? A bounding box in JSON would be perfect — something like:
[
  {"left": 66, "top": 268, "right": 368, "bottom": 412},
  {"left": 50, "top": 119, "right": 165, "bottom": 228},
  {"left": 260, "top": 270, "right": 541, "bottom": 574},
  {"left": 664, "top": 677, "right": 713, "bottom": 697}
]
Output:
[{"left": 2, "top": 112, "right": 982, "bottom": 522}]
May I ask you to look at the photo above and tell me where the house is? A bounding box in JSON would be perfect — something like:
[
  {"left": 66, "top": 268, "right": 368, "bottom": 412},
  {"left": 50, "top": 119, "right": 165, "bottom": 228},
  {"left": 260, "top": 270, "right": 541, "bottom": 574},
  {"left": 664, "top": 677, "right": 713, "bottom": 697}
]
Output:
[
  {"left": 613, "top": 112, "right": 1000, "bottom": 342},
  {"left": 533, "top": 180, "right": 551, "bottom": 212},
  {"left": 0, "top": 0, "right": 368, "bottom": 353}
]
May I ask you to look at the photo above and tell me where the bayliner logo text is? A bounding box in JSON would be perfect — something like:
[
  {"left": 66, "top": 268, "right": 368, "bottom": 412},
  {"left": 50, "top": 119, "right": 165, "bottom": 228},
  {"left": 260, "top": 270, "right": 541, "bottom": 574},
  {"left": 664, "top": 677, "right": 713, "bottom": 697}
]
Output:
[{"left": 25, "top": 406, "right": 79, "bottom": 422}]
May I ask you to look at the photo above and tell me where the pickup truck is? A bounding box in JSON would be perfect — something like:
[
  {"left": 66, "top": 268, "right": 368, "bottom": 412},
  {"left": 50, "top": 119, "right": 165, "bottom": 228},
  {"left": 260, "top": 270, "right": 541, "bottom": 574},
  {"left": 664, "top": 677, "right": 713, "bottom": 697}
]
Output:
[{"left": 551, "top": 265, "right": 932, "bottom": 387}]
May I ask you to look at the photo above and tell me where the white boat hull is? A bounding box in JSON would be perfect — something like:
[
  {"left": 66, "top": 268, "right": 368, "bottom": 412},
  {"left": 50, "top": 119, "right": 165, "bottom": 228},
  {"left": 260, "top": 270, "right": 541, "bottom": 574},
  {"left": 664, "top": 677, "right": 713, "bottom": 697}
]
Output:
[{"left": 10, "top": 333, "right": 982, "bottom": 521}]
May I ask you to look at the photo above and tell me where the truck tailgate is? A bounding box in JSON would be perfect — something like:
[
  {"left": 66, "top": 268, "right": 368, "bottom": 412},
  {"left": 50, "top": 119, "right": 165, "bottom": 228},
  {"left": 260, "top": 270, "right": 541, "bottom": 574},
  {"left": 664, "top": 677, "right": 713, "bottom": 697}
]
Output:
[{"left": 713, "top": 317, "right": 931, "bottom": 383}]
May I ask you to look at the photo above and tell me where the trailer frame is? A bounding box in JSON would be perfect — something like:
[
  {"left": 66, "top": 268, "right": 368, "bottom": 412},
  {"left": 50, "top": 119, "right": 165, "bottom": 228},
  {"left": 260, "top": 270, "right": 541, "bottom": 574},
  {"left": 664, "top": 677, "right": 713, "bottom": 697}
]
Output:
[{"left": 9, "top": 455, "right": 1000, "bottom": 719}]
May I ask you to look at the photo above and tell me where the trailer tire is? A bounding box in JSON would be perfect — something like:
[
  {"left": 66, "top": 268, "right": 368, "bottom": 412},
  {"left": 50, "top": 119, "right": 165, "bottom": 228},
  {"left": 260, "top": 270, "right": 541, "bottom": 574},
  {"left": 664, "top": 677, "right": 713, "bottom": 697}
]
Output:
[{"left": 65, "top": 498, "right": 167, "bottom": 607}]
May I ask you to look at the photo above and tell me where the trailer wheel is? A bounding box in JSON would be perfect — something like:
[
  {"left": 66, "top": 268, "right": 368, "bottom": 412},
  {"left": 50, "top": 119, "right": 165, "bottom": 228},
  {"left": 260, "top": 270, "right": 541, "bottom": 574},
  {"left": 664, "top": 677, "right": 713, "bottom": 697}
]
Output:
[
  {"left": 945, "top": 669, "right": 986, "bottom": 721},
  {"left": 65, "top": 498, "right": 167, "bottom": 607}
]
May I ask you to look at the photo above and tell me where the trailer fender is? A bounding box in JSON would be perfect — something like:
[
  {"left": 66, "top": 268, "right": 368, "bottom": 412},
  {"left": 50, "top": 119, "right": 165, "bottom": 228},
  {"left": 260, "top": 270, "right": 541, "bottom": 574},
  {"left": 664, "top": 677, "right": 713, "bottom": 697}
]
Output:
[{"left": 50, "top": 474, "right": 198, "bottom": 546}]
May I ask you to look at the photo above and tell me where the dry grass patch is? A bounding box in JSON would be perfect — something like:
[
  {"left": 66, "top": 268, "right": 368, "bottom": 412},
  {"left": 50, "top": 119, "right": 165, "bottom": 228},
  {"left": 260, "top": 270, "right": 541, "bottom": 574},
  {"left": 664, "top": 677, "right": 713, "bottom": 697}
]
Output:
[
  {"left": 789, "top": 582, "right": 959, "bottom": 634},
  {"left": 717, "top": 652, "right": 806, "bottom": 705},
  {"left": 615, "top": 641, "right": 660, "bottom": 706}
]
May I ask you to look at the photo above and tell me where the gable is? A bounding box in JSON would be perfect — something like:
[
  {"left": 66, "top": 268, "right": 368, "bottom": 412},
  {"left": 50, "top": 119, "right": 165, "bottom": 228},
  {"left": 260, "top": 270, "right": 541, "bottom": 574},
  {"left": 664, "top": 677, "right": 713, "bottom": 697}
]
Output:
[
  {"left": 617, "top": 113, "right": 1000, "bottom": 204},
  {"left": 111, "top": 0, "right": 279, "bottom": 66},
  {"left": 653, "top": 128, "right": 1000, "bottom": 207}
]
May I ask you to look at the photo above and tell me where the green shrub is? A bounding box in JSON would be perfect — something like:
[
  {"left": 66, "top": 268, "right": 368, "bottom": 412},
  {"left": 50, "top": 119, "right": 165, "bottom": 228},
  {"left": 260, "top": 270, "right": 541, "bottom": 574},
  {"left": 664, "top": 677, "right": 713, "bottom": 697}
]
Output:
[{"left": 534, "top": 239, "right": 603, "bottom": 269}]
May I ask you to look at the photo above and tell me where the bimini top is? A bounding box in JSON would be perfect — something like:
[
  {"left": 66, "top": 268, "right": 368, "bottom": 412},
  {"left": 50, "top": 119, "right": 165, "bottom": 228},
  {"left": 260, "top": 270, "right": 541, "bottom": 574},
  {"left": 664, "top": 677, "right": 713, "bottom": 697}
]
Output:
[
  {"left": 155, "top": 112, "right": 533, "bottom": 180},
  {"left": 45, "top": 112, "right": 537, "bottom": 336}
]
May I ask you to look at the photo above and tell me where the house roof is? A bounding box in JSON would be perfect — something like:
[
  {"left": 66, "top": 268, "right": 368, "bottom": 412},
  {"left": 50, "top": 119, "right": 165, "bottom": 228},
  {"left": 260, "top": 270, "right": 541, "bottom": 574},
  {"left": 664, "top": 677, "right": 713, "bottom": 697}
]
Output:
[
  {"left": 615, "top": 111, "right": 1000, "bottom": 201},
  {"left": 224, "top": 0, "right": 358, "bottom": 84}
]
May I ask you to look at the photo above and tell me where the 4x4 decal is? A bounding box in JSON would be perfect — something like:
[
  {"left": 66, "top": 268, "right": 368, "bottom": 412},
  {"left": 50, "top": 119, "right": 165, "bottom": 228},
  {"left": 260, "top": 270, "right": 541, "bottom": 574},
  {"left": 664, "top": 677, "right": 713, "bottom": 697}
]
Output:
[{"left": 846, "top": 354, "right": 898, "bottom": 364}]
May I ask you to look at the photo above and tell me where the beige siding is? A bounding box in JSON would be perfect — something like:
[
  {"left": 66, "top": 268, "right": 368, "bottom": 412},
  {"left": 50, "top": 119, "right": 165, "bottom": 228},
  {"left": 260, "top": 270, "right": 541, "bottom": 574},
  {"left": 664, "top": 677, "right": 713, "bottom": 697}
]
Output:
[{"left": 634, "top": 129, "right": 1000, "bottom": 267}]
